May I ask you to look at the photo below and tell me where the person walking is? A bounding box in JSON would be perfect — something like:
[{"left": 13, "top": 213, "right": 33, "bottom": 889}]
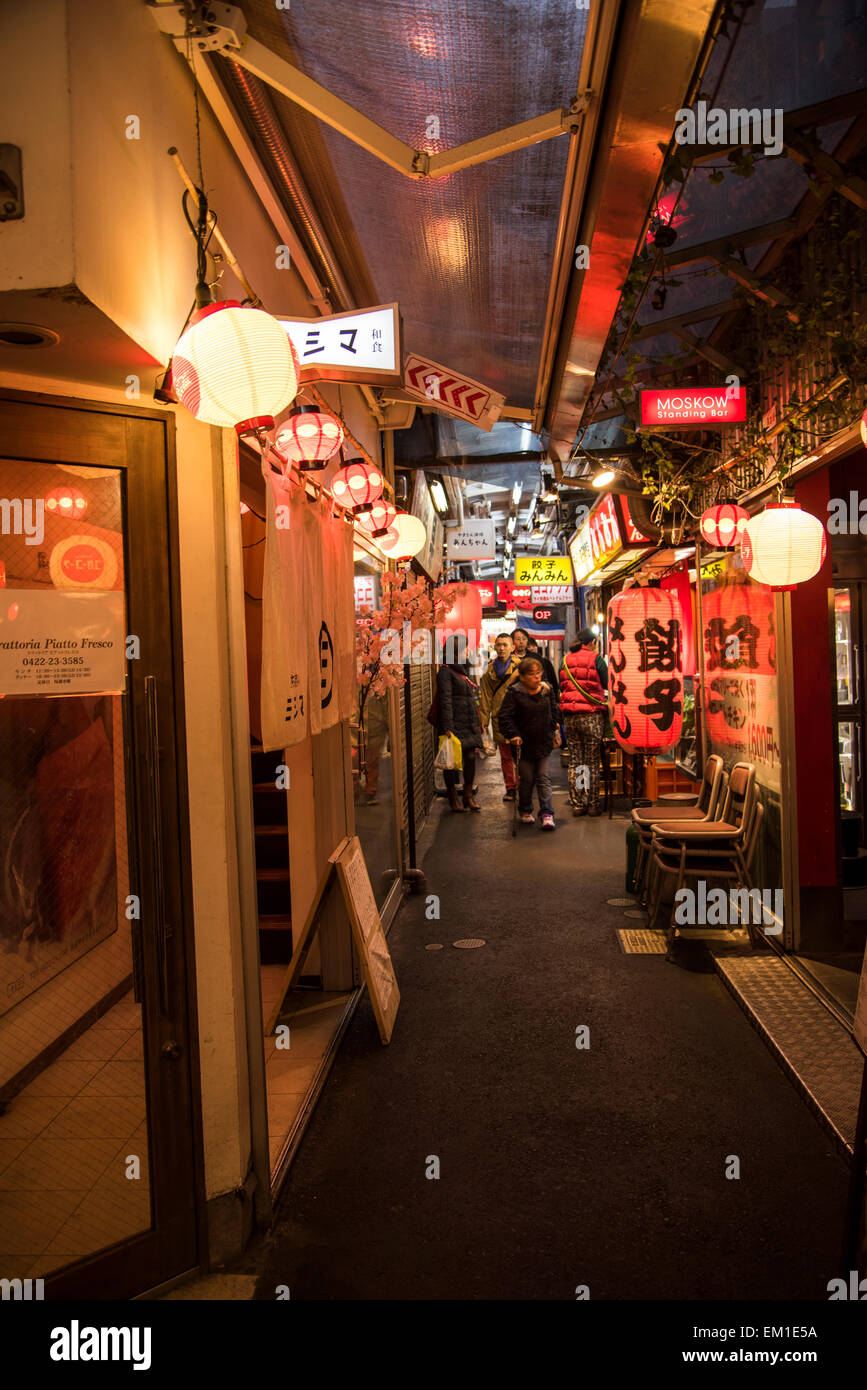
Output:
[
  {"left": 478, "top": 633, "right": 522, "bottom": 801},
  {"left": 436, "top": 633, "right": 484, "bottom": 813},
  {"left": 498, "top": 656, "right": 561, "bottom": 830},
  {"left": 559, "top": 627, "right": 608, "bottom": 817},
  {"left": 524, "top": 634, "right": 559, "bottom": 691}
]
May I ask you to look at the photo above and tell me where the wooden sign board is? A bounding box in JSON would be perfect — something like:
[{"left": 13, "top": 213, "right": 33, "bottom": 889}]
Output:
[
  {"left": 265, "top": 835, "right": 399, "bottom": 1044},
  {"left": 333, "top": 836, "right": 400, "bottom": 1045}
]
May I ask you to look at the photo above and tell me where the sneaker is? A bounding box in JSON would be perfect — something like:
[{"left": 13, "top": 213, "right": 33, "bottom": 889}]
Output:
[
  {"left": 519, "top": 811, "right": 535, "bottom": 824},
  {"left": 502, "top": 788, "right": 516, "bottom": 801},
  {"left": 541, "top": 814, "right": 556, "bottom": 831},
  {"left": 365, "top": 795, "right": 379, "bottom": 806}
]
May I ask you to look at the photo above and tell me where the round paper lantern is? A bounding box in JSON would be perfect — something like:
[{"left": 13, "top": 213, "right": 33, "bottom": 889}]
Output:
[
  {"left": 699, "top": 503, "right": 748, "bottom": 548},
  {"left": 357, "top": 500, "right": 397, "bottom": 537},
  {"left": 330, "top": 459, "right": 384, "bottom": 513},
  {"left": 45, "top": 485, "right": 88, "bottom": 519},
  {"left": 274, "top": 405, "right": 344, "bottom": 470},
  {"left": 606, "top": 586, "right": 684, "bottom": 753},
  {"left": 376, "top": 511, "right": 427, "bottom": 561},
  {"left": 436, "top": 583, "right": 483, "bottom": 654},
  {"left": 740, "top": 500, "right": 826, "bottom": 590},
  {"left": 172, "top": 300, "right": 299, "bottom": 434},
  {"left": 860, "top": 406, "right": 867, "bottom": 448}
]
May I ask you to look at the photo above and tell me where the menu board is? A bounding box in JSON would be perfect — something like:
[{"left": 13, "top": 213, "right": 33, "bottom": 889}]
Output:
[{"left": 335, "top": 836, "right": 400, "bottom": 1043}]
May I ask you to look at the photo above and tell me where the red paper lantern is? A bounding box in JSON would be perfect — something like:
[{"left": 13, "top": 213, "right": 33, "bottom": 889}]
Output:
[
  {"left": 45, "top": 485, "right": 88, "bottom": 519},
  {"left": 274, "top": 406, "right": 344, "bottom": 471},
  {"left": 376, "top": 511, "right": 427, "bottom": 561},
  {"left": 860, "top": 406, "right": 867, "bottom": 448},
  {"left": 172, "top": 300, "right": 300, "bottom": 434},
  {"left": 357, "top": 500, "right": 397, "bottom": 537},
  {"left": 740, "top": 500, "right": 826, "bottom": 590},
  {"left": 436, "top": 584, "right": 483, "bottom": 653},
  {"left": 699, "top": 503, "right": 748, "bottom": 548},
  {"left": 702, "top": 583, "right": 775, "bottom": 762},
  {"left": 330, "top": 458, "right": 384, "bottom": 513},
  {"left": 606, "top": 586, "right": 684, "bottom": 753}
]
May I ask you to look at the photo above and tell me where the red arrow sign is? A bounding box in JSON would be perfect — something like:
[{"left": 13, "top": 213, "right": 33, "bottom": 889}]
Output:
[{"left": 397, "top": 353, "right": 506, "bottom": 431}]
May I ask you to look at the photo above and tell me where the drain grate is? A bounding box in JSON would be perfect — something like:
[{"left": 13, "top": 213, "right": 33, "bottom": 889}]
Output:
[
  {"left": 452, "top": 938, "right": 486, "bottom": 949},
  {"left": 617, "top": 928, "right": 667, "bottom": 955}
]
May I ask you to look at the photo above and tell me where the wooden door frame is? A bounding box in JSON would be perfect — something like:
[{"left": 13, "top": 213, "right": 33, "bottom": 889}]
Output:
[{"left": 0, "top": 388, "right": 206, "bottom": 1296}]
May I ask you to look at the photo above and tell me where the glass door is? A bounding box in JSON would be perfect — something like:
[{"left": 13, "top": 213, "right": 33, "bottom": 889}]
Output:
[{"left": 0, "top": 393, "right": 199, "bottom": 1299}]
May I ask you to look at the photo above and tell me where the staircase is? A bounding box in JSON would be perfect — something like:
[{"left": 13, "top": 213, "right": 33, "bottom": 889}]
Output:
[{"left": 251, "top": 746, "right": 292, "bottom": 964}]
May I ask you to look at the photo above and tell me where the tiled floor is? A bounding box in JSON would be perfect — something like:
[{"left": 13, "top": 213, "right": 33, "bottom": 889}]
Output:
[
  {"left": 0, "top": 972, "right": 352, "bottom": 1280},
  {"left": 0, "top": 993, "right": 149, "bottom": 1279},
  {"left": 260, "top": 965, "right": 352, "bottom": 1171}
]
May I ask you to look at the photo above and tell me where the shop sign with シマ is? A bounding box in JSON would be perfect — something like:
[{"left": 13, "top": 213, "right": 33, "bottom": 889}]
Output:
[
  {"left": 514, "top": 555, "right": 573, "bottom": 586},
  {"left": 568, "top": 493, "right": 622, "bottom": 583},
  {"left": 446, "top": 518, "right": 496, "bottom": 560},
  {"left": 640, "top": 386, "right": 746, "bottom": 429},
  {"left": 278, "top": 303, "right": 401, "bottom": 384}
]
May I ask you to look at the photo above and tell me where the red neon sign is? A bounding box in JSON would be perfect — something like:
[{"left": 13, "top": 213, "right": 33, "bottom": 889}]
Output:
[{"left": 640, "top": 387, "right": 746, "bottom": 429}]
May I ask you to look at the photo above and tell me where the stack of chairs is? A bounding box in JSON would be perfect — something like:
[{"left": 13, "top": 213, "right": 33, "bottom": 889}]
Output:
[
  {"left": 644, "top": 763, "right": 762, "bottom": 956},
  {"left": 631, "top": 755, "right": 726, "bottom": 902}
]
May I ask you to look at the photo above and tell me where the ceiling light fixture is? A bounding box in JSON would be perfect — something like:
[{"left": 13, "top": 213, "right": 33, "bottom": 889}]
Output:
[
  {"left": 592, "top": 468, "right": 616, "bottom": 488},
  {"left": 429, "top": 479, "right": 449, "bottom": 515},
  {"left": 511, "top": 481, "right": 522, "bottom": 506}
]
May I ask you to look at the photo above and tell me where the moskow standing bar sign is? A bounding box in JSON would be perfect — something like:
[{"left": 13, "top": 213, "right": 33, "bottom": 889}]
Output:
[{"left": 640, "top": 386, "right": 746, "bottom": 429}]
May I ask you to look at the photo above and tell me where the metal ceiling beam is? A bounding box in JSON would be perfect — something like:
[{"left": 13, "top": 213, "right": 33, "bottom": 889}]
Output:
[
  {"left": 631, "top": 298, "right": 735, "bottom": 340},
  {"left": 663, "top": 217, "right": 797, "bottom": 270},
  {"left": 711, "top": 256, "right": 799, "bottom": 321},
  {"left": 782, "top": 133, "right": 867, "bottom": 212},
  {"left": 150, "top": 5, "right": 583, "bottom": 181},
  {"left": 543, "top": 0, "right": 719, "bottom": 463},
  {"left": 669, "top": 326, "right": 744, "bottom": 377}
]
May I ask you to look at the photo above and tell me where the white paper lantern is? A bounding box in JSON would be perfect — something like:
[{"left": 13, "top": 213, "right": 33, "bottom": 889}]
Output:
[
  {"left": 376, "top": 512, "right": 427, "bottom": 561},
  {"left": 740, "top": 500, "right": 827, "bottom": 590},
  {"left": 172, "top": 301, "right": 299, "bottom": 434}
]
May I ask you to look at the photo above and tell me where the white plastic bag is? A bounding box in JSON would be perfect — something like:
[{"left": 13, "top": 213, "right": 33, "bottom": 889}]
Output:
[{"left": 434, "top": 735, "right": 456, "bottom": 770}]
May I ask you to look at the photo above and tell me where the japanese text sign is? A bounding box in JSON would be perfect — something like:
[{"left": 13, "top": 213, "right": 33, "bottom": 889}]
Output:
[
  {"left": 278, "top": 304, "right": 401, "bottom": 385},
  {"left": 569, "top": 494, "right": 622, "bottom": 584},
  {"left": 514, "top": 555, "right": 572, "bottom": 586},
  {"left": 531, "top": 583, "right": 572, "bottom": 604},
  {"left": 640, "top": 387, "right": 747, "bottom": 429},
  {"left": 607, "top": 587, "right": 684, "bottom": 753},
  {"left": 446, "top": 518, "right": 496, "bottom": 560}
]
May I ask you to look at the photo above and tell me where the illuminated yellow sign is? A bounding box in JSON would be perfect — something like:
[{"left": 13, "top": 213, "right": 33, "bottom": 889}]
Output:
[{"left": 514, "top": 555, "right": 573, "bottom": 586}]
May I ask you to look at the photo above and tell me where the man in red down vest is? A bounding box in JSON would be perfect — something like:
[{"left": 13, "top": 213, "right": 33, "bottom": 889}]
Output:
[{"left": 559, "top": 628, "right": 609, "bottom": 816}]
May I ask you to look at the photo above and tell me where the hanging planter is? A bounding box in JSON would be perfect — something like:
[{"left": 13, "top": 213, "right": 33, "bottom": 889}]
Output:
[
  {"left": 740, "top": 499, "right": 826, "bottom": 590},
  {"left": 330, "top": 459, "right": 384, "bottom": 514},
  {"left": 699, "top": 503, "right": 749, "bottom": 548},
  {"left": 172, "top": 301, "right": 300, "bottom": 434},
  {"left": 274, "top": 405, "right": 344, "bottom": 471},
  {"left": 606, "top": 587, "right": 684, "bottom": 754}
]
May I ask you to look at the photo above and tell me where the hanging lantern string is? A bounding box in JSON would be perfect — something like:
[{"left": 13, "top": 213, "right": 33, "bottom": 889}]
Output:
[
  {"left": 254, "top": 430, "right": 360, "bottom": 528},
  {"left": 301, "top": 383, "right": 393, "bottom": 498},
  {"left": 169, "top": 148, "right": 261, "bottom": 308}
]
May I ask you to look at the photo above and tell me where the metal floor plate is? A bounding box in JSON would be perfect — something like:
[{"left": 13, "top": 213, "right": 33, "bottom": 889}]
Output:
[
  {"left": 711, "top": 951, "right": 863, "bottom": 1153},
  {"left": 617, "top": 928, "right": 667, "bottom": 955}
]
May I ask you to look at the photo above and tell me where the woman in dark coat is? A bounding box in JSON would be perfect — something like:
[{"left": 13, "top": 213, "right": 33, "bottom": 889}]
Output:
[{"left": 437, "top": 633, "right": 484, "bottom": 812}]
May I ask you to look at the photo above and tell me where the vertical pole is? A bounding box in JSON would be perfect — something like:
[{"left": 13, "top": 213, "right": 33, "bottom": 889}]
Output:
[{"left": 403, "top": 640, "right": 417, "bottom": 871}]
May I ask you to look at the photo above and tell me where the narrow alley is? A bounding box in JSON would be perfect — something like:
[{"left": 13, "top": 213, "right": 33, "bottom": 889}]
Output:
[{"left": 251, "top": 757, "right": 848, "bottom": 1302}]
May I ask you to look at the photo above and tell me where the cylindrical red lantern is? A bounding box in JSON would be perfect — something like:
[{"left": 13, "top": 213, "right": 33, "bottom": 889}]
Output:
[
  {"left": 699, "top": 503, "right": 748, "bottom": 548},
  {"left": 740, "top": 499, "right": 826, "bottom": 590},
  {"left": 45, "top": 486, "right": 88, "bottom": 519},
  {"left": 436, "top": 584, "right": 483, "bottom": 656},
  {"left": 330, "top": 458, "right": 384, "bottom": 513},
  {"left": 172, "top": 300, "right": 300, "bottom": 434},
  {"left": 274, "top": 405, "right": 344, "bottom": 471},
  {"left": 860, "top": 406, "right": 867, "bottom": 449},
  {"left": 606, "top": 586, "right": 684, "bottom": 753},
  {"left": 357, "top": 500, "right": 397, "bottom": 537},
  {"left": 375, "top": 511, "right": 427, "bottom": 561}
]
